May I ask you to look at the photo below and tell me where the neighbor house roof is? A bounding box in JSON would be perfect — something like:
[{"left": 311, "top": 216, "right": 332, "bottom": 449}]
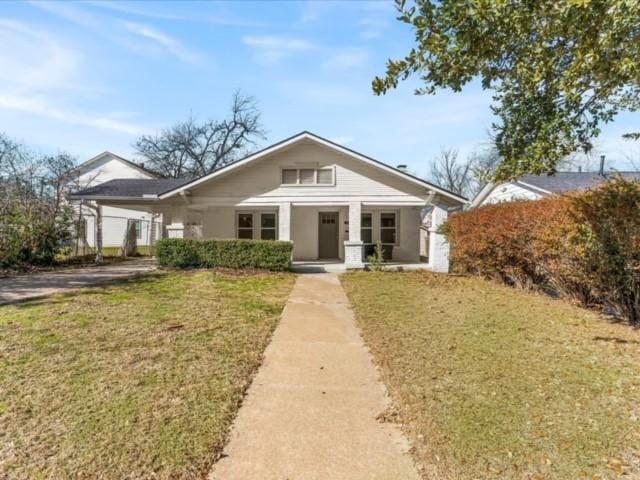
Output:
[
  {"left": 68, "top": 178, "right": 192, "bottom": 201},
  {"left": 471, "top": 171, "right": 640, "bottom": 208},
  {"left": 69, "top": 131, "right": 468, "bottom": 204},
  {"left": 519, "top": 171, "right": 640, "bottom": 193}
]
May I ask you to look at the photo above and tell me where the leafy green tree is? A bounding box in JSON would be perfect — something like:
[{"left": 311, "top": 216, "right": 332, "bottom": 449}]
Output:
[{"left": 373, "top": 0, "right": 640, "bottom": 181}]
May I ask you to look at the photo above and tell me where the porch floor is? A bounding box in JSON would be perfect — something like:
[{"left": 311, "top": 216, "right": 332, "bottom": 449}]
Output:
[{"left": 291, "top": 261, "right": 431, "bottom": 274}]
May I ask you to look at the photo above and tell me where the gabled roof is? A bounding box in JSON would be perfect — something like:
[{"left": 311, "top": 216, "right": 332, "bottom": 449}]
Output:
[
  {"left": 156, "top": 131, "right": 467, "bottom": 203},
  {"left": 68, "top": 178, "right": 192, "bottom": 200},
  {"left": 519, "top": 171, "right": 640, "bottom": 193},
  {"left": 471, "top": 171, "right": 640, "bottom": 207},
  {"left": 66, "top": 151, "right": 159, "bottom": 179}
]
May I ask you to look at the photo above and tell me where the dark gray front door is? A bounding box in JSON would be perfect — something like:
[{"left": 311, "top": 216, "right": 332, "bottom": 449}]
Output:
[{"left": 318, "top": 212, "right": 339, "bottom": 259}]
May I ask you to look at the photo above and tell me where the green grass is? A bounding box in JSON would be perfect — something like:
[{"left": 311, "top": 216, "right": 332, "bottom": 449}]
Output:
[
  {"left": 0, "top": 270, "right": 295, "bottom": 479},
  {"left": 342, "top": 271, "right": 640, "bottom": 480}
]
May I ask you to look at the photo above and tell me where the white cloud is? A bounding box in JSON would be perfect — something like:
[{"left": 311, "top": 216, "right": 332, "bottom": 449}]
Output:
[
  {"left": 0, "top": 19, "right": 81, "bottom": 93},
  {"left": 243, "top": 35, "right": 316, "bottom": 64},
  {"left": 0, "top": 94, "right": 149, "bottom": 136},
  {"left": 27, "top": 1, "right": 98, "bottom": 28},
  {"left": 322, "top": 48, "right": 369, "bottom": 71},
  {"left": 0, "top": 18, "right": 148, "bottom": 137},
  {"left": 122, "top": 21, "right": 203, "bottom": 65}
]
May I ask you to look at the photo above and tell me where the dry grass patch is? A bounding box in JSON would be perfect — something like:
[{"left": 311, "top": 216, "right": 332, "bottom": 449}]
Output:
[
  {"left": 342, "top": 271, "right": 640, "bottom": 480},
  {"left": 0, "top": 270, "right": 294, "bottom": 479}
]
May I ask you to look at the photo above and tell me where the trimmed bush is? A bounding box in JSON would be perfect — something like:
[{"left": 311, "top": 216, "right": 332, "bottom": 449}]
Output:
[
  {"left": 445, "top": 176, "right": 640, "bottom": 324},
  {"left": 155, "top": 238, "right": 293, "bottom": 271}
]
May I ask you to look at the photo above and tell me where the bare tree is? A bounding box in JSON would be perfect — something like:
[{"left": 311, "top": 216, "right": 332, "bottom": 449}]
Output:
[
  {"left": 469, "top": 146, "right": 502, "bottom": 189},
  {"left": 134, "top": 92, "right": 266, "bottom": 178},
  {"left": 430, "top": 148, "right": 474, "bottom": 197},
  {"left": 0, "top": 133, "right": 78, "bottom": 266}
]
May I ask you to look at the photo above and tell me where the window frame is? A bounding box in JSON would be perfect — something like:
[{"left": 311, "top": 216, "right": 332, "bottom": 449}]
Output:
[
  {"left": 236, "top": 212, "right": 254, "bottom": 240},
  {"left": 361, "top": 212, "right": 373, "bottom": 245},
  {"left": 379, "top": 211, "right": 398, "bottom": 246},
  {"left": 280, "top": 166, "right": 335, "bottom": 187},
  {"left": 260, "top": 212, "right": 277, "bottom": 240}
]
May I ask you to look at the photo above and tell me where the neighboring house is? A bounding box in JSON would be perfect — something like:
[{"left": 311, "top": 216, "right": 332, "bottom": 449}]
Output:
[
  {"left": 70, "top": 132, "right": 467, "bottom": 271},
  {"left": 471, "top": 170, "right": 640, "bottom": 208},
  {"left": 63, "top": 151, "right": 161, "bottom": 249}
]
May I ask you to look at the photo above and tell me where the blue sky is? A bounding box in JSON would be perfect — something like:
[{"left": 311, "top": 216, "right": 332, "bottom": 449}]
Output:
[{"left": 1, "top": 0, "right": 638, "bottom": 178}]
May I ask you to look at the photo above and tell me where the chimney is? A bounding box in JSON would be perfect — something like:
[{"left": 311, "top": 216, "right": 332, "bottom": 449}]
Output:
[
  {"left": 599, "top": 155, "right": 605, "bottom": 176},
  {"left": 140, "top": 162, "right": 145, "bottom": 169},
  {"left": 578, "top": 166, "right": 582, "bottom": 173},
  {"left": 396, "top": 164, "right": 408, "bottom": 173}
]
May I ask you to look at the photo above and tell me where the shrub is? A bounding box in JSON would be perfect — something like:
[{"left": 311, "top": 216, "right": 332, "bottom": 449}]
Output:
[
  {"left": 573, "top": 177, "right": 640, "bottom": 324},
  {"left": 0, "top": 204, "right": 72, "bottom": 268},
  {"left": 445, "top": 176, "right": 640, "bottom": 324},
  {"left": 155, "top": 238, "right": 293, "bottom": 271}
]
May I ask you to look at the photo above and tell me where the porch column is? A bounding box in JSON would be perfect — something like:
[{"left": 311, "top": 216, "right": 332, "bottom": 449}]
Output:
[
  {"left": 344, "top": 201, "right": 363, "bottom": 269},
  {"left": 428, "top": 202, "right": 450, "bottom": 273},
  {"left": 278, "top": 202, "right": 291, "bottom": 242}
]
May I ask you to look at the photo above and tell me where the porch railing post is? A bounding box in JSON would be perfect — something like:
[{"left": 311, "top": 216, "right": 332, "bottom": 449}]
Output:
[
  {"left": 278, "top": 202, "right": 291, "bottom": 242},
  {"left": 344, "top": 201, "right": 364, "bottom": 269},
  {"left": 427, "top": 202, "right": 449, "bottom": 273}
]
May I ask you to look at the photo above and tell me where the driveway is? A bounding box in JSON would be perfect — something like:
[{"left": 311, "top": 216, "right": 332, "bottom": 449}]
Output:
[
  {"left": 209, "top": 273, "right": 420, "bottom": 480},
  {"left": 0, "top": 258, "right": 156, "bottom": 304}
]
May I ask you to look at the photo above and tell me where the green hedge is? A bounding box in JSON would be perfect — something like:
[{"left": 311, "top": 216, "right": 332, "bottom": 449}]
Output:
[{"left": 155, "top": 238, "right": 293, "bottom": 271}]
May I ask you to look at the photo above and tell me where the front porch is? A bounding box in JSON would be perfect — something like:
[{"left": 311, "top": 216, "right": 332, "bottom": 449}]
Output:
[{"left": 162, "top": 201, "right": 451, "bottom": 272}]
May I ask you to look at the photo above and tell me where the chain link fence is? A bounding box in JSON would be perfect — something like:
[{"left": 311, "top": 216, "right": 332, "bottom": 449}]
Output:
[{"left": 66, "top": 213, "right": 162, "bottom": 258}]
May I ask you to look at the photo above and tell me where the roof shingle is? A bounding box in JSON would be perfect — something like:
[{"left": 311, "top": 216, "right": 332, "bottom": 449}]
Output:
[{"left": 68, "top": 178, "right": 192, "bottom": 199}]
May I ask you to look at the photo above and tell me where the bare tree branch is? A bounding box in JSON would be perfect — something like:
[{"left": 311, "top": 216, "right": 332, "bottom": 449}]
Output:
[{"left": 133, "top": 92, "right": 266, "bottom": 178}]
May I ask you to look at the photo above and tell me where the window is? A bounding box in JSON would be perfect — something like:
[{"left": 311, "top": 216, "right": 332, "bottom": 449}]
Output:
[
  {"left": 380, "top": 212, "right": 397, "bottom": 244},
  {"left": 299, "top": 169, "right": 315, "bottom": 185},
  {"left": 361, "top": 213, "right": 372, "bottom": 244},
  {"left": 237, "top": 213, "right": 253, "bottom": 239},
  {"left": 281, "top": 168, "right": 333, "bottom": 185},
  {"left": 317, "top": 169, "right": 333, "bottom": 184},
  {"left": 282, "top": 169, "right": 298, "bottom": 185},
  {"left": 261, "top": 213, "right": 276, "bottom": 240}
]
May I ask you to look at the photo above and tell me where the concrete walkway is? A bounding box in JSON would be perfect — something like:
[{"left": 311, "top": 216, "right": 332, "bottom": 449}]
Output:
[
  {"left": 0, "top": 258, "right": 156, "bottom": 304},
  {"left": 210, "top": 273, "right": 420, "bottom": 480}
]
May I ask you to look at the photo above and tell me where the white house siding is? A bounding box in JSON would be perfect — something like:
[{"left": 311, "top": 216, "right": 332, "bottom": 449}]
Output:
[
  {"left": 481, "top": 182, "right": 543, "bottom": 205},
  {"left": 185, "top": 142, "right": 428, "bottom": 204},
  {"left": 69, "top": 154, "right": 158, "bottom": 247}
]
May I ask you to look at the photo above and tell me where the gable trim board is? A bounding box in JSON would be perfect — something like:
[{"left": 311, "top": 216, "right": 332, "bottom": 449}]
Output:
[{"left": 471, "top": 181, "right": 550, "bottom": 208}]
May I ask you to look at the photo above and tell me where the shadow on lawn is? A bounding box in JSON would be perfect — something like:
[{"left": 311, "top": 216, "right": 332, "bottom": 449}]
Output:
[{"left": 3, "top": 272, "right": 168, "bottom": 309}]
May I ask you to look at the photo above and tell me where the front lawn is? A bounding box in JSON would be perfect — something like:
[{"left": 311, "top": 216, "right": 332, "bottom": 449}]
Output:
[
  {"left": 0, "top": 270, "right": 294, "bottom": 479},
  {"left": 342, "top": 271, "right": 640, "bottom": 480}
]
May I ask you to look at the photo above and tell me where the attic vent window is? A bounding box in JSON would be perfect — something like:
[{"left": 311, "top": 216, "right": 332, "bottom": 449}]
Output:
[{"left": 281, "top": 168, "right": 334, "bottom": 186}]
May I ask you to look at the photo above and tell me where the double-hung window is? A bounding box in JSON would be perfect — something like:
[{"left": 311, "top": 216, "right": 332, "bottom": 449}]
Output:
[
  {"left": 237, "top": 213, "right": 253, "bottom": 239},
  {"left": 260, "top": 213, "right": 276, "bottom": 240},
  {"left": 380, "top": 212, "right": 397, "bottom": 245}
]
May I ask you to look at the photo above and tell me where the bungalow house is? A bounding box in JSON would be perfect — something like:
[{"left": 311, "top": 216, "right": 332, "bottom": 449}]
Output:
[{"left": 69, "top": 132, "right": 467, "bottom": 271}]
